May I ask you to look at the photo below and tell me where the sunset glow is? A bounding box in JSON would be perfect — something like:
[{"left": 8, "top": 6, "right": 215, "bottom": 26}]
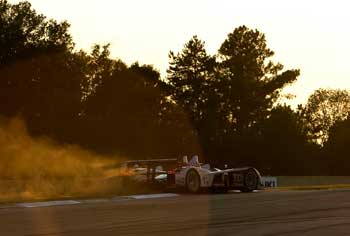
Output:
[{"left": 9, "top": 0, "right": 350, "bottom": 105}]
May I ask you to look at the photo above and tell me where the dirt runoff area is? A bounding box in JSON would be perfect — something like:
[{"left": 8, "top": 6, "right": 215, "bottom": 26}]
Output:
[{"left": 0, "top": 117, "right": 158, "bottom": 203}]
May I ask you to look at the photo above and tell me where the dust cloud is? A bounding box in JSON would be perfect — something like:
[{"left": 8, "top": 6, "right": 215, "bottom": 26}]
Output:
[{"left": 0, "top": 117, "right": 145, "bottom": 203}]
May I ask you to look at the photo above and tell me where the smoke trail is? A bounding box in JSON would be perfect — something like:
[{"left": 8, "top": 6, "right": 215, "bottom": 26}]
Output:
[{"left": 0, "top": 117, "right": 146, "bottom": 203}]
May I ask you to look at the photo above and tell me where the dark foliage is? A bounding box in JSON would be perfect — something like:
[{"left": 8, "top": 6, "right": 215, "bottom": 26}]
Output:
[
  {"left": 1, "top": 1, "right": 350, "bottom": 175},
  {"left": 324, "top": 118, "right": 350, "bottom": 175}
]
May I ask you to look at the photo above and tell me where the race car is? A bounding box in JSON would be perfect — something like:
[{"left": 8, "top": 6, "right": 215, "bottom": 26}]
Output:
[{"left": 124, "top": 156, "right": 262, "bottom": 193}]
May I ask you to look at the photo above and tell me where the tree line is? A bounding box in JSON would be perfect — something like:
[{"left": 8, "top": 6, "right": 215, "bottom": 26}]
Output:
[{"left": 1, "top": 1, "right": 350, "bottom": 175}]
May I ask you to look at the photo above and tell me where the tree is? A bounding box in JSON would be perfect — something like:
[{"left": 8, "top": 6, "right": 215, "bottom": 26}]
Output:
[
  {"left": 167, "top": 35, "right": 216, "bottom": 127},
  {"left": 167, "top": 27, "right": 300, "bottom": 163},
  {"left": 303, "top": 88, "right": 350, "bottom": 144},
  {"left": 167, "top": 36, "right": 221, "bottom": 159},
  {"left": 0, "top": 0, "right": 73, "bottom": 66},
  {"left": 0, "top": 51, "right": 83, "bottom": 140},
  {"left": 217, "top": 25, "right": 300, "bottom": 134},
  {"left": 0, "top": 1, "right": 80, "bottom": 142},
  {"left": 324, "top": 118, "right": 350, "bottom": 174},
  {"left": 259, "top": 105, "right": 320, "bottom": 175},
  {"left": 83, "top": 60, "right": 199, "bottom": 157},
  {"left": 79, "top": 44, "right": 127, "bottom": 102}
]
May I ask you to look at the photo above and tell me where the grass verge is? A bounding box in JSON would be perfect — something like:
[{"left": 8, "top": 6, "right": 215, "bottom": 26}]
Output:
[{"left": 272, "top": 184, "right": 350, "bottom": 191}]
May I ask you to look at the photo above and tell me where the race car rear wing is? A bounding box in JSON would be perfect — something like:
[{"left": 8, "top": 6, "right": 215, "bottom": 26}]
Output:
[
  {"left": 125, "top": 159, "right": 178, "bottom": 168},
  {"left": 125, "top": 159, "right": 178, "bottom": 182}
]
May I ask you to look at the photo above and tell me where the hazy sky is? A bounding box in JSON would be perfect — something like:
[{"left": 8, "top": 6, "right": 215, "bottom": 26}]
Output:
[{"left": 10, "top": 0, "right": 350, "bottom": 106}]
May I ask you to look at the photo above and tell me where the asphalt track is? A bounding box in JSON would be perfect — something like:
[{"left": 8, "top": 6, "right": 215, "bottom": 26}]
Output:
[{"left": 1, "top": 189, "right": 350, "bottom": 236}]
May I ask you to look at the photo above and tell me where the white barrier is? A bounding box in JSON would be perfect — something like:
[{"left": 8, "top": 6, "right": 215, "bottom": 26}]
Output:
[
  {"left": 261, "top": 176, "right": 350, "bottom": 188},
  {"left": 261, "top": 176, "right": 278, "bottom": 187}
]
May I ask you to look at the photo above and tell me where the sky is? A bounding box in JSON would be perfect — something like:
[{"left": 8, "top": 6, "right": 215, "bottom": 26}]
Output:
[{"left": 10, "top": 0, "right": 350, "bottom": 106}]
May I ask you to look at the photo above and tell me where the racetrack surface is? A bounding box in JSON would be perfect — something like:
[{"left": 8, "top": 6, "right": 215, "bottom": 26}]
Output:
[{"left": 1, "top": 189, "right": 350, "bottom": 236}]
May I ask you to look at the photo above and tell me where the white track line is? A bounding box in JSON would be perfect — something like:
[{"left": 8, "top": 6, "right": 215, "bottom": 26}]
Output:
[
  {"left": 128, "top": 193, "right": 179, "bottom": 199},
  {"left": 17, "top": 200, "right": 80, "bottom": 208},
  {"left": 14, "top": 193, "right": 180, "bottom": 208}
]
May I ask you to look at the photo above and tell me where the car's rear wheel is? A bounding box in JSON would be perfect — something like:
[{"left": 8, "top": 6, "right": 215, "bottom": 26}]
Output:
[
  {"left": 186, "top": 169, "right": 201, "bottom": 193},
  {"left": 241, "top": 169, "right": 258, "bottom": 193}
]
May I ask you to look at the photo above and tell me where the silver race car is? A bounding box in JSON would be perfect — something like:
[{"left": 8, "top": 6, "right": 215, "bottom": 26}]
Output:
[{"left": 124, "top": 156, "right": 262, "bottom": 193}]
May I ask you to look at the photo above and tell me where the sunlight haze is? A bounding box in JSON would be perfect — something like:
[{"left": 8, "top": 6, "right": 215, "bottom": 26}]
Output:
[{"left": 10, "top": 0, "right": 350, "bottom": 106}]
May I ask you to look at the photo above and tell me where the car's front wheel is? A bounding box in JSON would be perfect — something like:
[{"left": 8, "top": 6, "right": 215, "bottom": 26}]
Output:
[
  {"left": 186, "top": 169, "right": 201, "bottom": 193},
  {"left": 241, "top": 169, "right": 258, "bottom": 193}
]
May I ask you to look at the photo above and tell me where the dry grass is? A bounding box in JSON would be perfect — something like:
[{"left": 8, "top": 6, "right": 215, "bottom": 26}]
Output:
[{"left": 271, "top": 184, "right": 350, "bottom": 191}]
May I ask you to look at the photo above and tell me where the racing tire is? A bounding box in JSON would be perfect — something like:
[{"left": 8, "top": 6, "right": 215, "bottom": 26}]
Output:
[
  {"left": 241, "top": 169, "right": 258, "bottom": 193},
  {"left": 185, "top": 169, "right": 201, "bottom": 193}
]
